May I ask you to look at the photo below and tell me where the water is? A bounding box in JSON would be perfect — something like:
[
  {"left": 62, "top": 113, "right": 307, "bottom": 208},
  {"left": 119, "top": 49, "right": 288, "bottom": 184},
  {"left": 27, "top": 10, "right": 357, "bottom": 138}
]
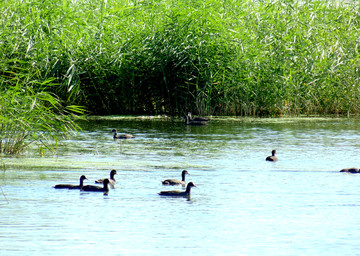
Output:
[{"left": 1, "top": 116, "right": 360, "bottom": 255}]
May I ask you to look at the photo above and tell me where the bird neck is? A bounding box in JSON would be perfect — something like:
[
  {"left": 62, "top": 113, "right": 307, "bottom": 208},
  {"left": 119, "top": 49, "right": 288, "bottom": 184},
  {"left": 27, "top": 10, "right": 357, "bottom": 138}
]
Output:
[{"left": 185, "top": 185, "right": 192, "bottom": 193}]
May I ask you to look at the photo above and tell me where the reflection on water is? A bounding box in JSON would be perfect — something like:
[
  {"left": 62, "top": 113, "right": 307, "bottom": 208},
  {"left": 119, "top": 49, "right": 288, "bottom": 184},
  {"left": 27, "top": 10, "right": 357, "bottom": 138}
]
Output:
[{"left": 1, "top": 117, "right": 360, "bottom": 255}]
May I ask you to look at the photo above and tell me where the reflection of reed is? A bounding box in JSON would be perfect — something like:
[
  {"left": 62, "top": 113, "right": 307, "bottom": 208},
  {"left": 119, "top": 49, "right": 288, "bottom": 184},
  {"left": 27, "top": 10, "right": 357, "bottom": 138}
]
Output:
[
  {"left": 94, "top": 145, "right": 99, "bottom": 155},
  {"left": 1, "top": 162, "right": 6, "bottom": 171},
  {"left": 0, "top": 185, "right": 9, "bottom": 204},
  {"left": 117, "top": 138, "right": 123, "bottom": 153}
]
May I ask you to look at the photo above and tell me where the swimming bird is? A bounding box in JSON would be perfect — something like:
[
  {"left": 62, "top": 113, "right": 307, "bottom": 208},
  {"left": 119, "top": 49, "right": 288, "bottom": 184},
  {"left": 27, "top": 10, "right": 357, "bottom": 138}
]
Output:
[
  {"left": 187, "top": 112, "right": 210, "bottom": 122},
  {"left": 95, "top": 169, "right": 117, "bottom": 188},
  {"left": 54, "top": 175, "right": 88, "bottom": 189},
  {"left": 340, "top": 168, "right": 360, "bottom": 173},
  {"left": 112, "top": 129, "right": 135, "bottom": 139},
  {"left": 81, "top": 179, "right": 110, "bottom": 194},
  {"left": 266, "top": 149, "right": 278, "bottom": 162},
  {"left": 159, "top": 182, "right": 197, "bottom": 197},
  {"left": 162, "top": 170, "right": 189, "bottom": 186},
  {"left": 184, "top": 115, "right": 208, "bottom": 126}
]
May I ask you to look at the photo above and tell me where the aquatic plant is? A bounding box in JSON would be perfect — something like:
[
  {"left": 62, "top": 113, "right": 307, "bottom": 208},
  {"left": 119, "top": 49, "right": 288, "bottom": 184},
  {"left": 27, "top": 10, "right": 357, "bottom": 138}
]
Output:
[
  {"left": 1, "top": 0, "right": 359, "bottom": 116},
  {"left": 0, "top": 63, "right": 85, "bottom": 155}
]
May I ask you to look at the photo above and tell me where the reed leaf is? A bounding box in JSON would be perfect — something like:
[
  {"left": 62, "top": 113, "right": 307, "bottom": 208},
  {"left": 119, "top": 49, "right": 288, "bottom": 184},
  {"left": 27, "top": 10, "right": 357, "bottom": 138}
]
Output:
[{"left": 1, "top": 0, "right": 359, "bottom": 117}]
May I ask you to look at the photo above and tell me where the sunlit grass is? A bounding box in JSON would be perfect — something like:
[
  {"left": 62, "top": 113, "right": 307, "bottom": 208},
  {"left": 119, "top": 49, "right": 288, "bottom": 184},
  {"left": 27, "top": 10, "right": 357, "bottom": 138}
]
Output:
[
  {"left": 1, "top": 0, "right": 359, "bottom": 117},
  {"left": 0, "top": 65, "right": 86, "bottom": 155}
]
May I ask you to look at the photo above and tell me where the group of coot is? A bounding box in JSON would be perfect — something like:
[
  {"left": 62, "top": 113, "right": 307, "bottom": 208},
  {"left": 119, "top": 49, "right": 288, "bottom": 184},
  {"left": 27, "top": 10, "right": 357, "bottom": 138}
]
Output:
[
  {"left": 54, "top": 168, "right": 197, "bottom": 197},
  {"left": 54, "top": 149, "right": 278, "bottom": 197},
  {"left": 54, "top": 169, "right": 117, "bottom": 195}
]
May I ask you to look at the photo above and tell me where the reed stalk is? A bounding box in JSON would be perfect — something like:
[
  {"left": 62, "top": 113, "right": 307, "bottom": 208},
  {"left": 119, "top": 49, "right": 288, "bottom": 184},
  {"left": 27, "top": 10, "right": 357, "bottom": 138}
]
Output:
[
  {"left": 0, "top": 63, "right": 85, "bottom": 155},
  {"left": 0, "top": 0, "right": 359, "bottom": 117}
]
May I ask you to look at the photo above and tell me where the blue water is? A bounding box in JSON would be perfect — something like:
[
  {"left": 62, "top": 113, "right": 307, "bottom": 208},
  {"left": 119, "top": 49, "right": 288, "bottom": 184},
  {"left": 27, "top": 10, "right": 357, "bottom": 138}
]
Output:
[{"left": 1, "top": 117, "right": 360, "bottom": 255}]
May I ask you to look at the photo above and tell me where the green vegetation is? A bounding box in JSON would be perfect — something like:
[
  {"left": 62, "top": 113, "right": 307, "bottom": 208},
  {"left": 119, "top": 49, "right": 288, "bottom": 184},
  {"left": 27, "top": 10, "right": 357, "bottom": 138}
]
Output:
[
  {"left": 0, "top": 63, "right": 85, "bottom": 154},
  {"left": 1, "top": 0, "right": 360, "bottom": 119}
]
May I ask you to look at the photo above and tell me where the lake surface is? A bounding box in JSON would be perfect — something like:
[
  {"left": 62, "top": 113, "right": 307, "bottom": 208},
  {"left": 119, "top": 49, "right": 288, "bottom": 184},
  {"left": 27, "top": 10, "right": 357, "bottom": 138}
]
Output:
[{"left": 1, "top": 116, "right": 360, "bottom": 256}]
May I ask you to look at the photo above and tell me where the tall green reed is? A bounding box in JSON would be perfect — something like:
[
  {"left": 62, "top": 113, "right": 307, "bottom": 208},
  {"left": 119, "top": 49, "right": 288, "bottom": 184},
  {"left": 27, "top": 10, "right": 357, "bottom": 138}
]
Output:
[
  {"left": 1, "top": 0, "right": 359, "bottom": 117},
  {"left": 0, "top": 61, "right": 85, "bottom": 155}
]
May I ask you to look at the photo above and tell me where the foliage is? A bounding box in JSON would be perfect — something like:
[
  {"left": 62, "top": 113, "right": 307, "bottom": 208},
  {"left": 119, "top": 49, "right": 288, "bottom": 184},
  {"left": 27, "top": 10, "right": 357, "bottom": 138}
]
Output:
[
  {"left": 1, "top": 0, "right": 360, "bottom": 116},
  {"left": 0, "top": 61, "right": 85, "bottom": 155}
]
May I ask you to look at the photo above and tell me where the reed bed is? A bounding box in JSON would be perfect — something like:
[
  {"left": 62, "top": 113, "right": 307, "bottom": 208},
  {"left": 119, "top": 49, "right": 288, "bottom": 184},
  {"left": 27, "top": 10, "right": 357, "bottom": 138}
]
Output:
[
  {"left": 0, "top": 64, "right": 85, "bottom": 154},
  {"left": 1, "top": 0, "right": 360, "bottom": 117}
]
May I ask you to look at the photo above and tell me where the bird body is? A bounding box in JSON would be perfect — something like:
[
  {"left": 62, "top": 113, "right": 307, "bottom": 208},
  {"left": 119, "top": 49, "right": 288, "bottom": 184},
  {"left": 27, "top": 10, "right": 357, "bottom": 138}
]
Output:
[
  {"left": 159, "top": 182, "right": 197, "bottom": 197},
  {"left": 340, "top": 168, "right": 360, "bottom": 173},
  {"left": 82, "top": 179, "right": 110, "bottom": 194},
  {"left": 112, "top": 129, "right": 135, "bottom": 139},
  {"left": 266, "top": 150, "right": 278, "bottom": 162},
  {"left": 54, "top": 175, "right": 88, "bottom": 189},
  {"left": 187, "top": 112, "right": 210, "bottom": 122},
  {"left": 184, "top": 115, "right": 208, "bottom": 126},
  {"left": 162, "top": 170, "right": 189, "bottom": 186},
  {"left": 162, "top": 179, "right": 185, "bottom": 186},
  {"left": 95, "top": 169, "right": 117, "bottom": 188}
]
